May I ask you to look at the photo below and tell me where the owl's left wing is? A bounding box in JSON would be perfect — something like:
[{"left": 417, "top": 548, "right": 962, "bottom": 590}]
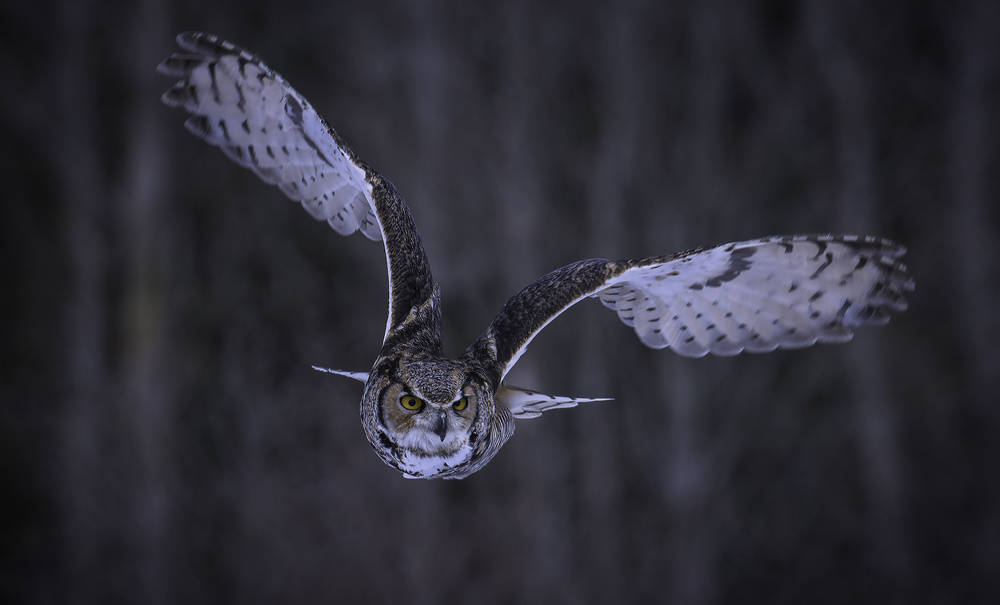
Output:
[
  {"left": 496, "top": 385, "right": 611, "bottom": 419},
  {"left": 469, "top": 234, "right": 913, "bottom": 383},
  {"left": 159, "top": 32, "right": 435, "bottom": 342}
]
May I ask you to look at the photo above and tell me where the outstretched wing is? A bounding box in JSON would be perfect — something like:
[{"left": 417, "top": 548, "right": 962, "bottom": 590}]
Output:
[
  {"left": 472, "top": 234, "right": 914, "bottom": 382},
  {"left": 158, "top": 33, "right": 379, "bottom": 240},
  {"left": 158, "top": 32, "right": 435, "bottom": 341}
]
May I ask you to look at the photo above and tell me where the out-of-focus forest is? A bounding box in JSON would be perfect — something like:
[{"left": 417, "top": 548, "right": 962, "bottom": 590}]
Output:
[{"left": 2, "top": 0, "right": 998, "bottom": 603}]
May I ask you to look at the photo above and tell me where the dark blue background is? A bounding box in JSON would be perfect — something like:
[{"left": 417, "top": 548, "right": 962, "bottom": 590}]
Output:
[{"left": 2, "top": 0, "right": 997, "bottom": 603}]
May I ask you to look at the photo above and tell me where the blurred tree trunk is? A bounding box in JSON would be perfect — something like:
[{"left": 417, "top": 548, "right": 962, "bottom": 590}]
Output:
[
  {"left": 56, "top": 0, "right": 111, "bottom": 600},
  {"left": 116, "top": 0, "right": 173, "bottom": 602},
  {"left": 57, "top": 0, "right": 173, "bottom": 601},
  {"left": 805, "top": 1, "right": 911, "bottom": 596},
  {"left": 658, "top": 3, "right": 730, "bottom": 603},
  {"left": 576, "top": 2, "right": 649, "bottom": 599},
  {"left": 949, "top": 1, "right": 999, "bottom": 413},
  {"left": 948, "top": 0, "right": 1000, "bottom": 586}
]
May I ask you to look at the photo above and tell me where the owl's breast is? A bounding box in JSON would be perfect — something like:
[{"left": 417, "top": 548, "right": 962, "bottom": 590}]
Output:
[{"left": 394, "top": 442, "right": 478, "bottom": 479}]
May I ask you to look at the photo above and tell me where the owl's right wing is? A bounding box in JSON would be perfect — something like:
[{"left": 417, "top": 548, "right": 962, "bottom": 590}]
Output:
[
  {"left": 158, "top": 32, "right": 434, "bottom": 342},
  {"left": 468, "top": 234, "right": 913, "bottom": 386}
]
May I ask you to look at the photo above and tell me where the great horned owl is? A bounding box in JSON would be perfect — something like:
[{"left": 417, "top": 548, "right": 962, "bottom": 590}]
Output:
[{"left": 159, "top": 33, "right": 914, "bottom": 479}]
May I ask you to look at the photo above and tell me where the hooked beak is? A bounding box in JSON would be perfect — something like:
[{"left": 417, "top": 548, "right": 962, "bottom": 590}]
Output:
[{"left": 432, "top": 410, "right": 448, "bottom": 442}]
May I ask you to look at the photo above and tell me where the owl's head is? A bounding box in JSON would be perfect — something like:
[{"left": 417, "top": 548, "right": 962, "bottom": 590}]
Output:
[{"left": 361, "top": 356, "right": 512, "bottom": 479}]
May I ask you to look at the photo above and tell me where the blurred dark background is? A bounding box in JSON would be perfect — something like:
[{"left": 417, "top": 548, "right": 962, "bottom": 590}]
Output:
[{"left": 2, "top": 0, "right": 998, "bottom": 603}]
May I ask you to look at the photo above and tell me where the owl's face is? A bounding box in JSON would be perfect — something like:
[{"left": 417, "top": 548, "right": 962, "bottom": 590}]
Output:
[{"left": 361, "top": 357, "right": 500, "bottom": 479}]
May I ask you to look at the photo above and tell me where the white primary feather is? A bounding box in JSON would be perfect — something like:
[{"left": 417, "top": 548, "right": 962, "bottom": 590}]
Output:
[
  {"left": 312, "top": 367, "right": 368, "bottom": 383},
  {"left": 158, "top": 33, "right": 382, "bottom": 241},
  {"left": 497, "top": 385, "right": 611, "bottom": 419},
  {"left": 596, "top": 235, "right": 910, "bottom": 357}
]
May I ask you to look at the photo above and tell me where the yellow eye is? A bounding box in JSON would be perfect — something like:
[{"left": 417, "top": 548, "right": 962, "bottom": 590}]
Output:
[
  {"left": 453, "top": 397, "right": 469, "bottom": 412},
  {"left": 399, "top": 394, "right": 424, "bottom": 411}
]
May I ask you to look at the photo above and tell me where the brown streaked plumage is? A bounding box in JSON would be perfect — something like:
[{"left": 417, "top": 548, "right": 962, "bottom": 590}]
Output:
[{"left": 159, "top": 32, "right": 914, "bottom": 479}]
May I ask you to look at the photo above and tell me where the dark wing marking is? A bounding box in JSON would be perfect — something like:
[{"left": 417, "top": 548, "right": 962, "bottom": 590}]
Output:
[
  {"left": 470, "top": 234, "right": 913, "bottom": 382},
  {"left": 158, "top": 32, "right": 434, "bottom": 342}
]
